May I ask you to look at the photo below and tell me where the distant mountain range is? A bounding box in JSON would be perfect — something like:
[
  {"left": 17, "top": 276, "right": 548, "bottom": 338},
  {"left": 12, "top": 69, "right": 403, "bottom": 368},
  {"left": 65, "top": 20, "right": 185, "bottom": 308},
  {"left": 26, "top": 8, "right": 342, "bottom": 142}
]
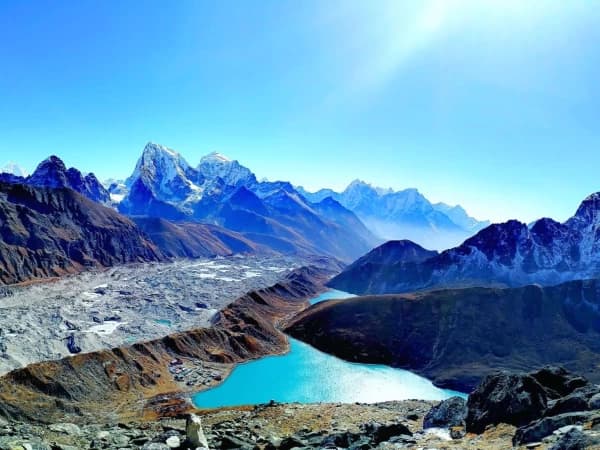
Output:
[
  {"left": 297, "top": 180, "right": 489, "bottom": 250},
  {"left": 115, "top": 143, "right": 378, "bottom": 261},
  {"left": 330, "top": 192, "right": 600, "bottom": 294},
  {"left": 0, "top": 144, "right": 379, "bottom": 283}
]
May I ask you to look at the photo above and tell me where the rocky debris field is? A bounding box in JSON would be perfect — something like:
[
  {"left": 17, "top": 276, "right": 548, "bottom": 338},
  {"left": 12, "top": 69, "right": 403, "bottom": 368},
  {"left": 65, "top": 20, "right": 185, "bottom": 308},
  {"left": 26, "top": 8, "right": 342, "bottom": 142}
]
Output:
[
  {"left": 0, "top": 255, "right": 305, "bottom": 374},
  {"left": 0, "top": 399, "right": 593, "bottom": 450}
]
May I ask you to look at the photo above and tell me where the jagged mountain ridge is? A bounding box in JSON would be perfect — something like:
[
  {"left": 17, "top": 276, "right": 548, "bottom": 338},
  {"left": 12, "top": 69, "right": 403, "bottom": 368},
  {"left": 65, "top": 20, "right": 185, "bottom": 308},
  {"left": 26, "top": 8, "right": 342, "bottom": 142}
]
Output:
[
  {"left": 1, "top": 156, "right": 111, "bottom": 204},
  {"left": 297, "top": 180, "right": 489, "bottom": 250},
  {"left": 330, "top": 192, "right": 600, "bottom": 294},
  {"left": 118, "top": 143, "right": 378, "bottom": 261}
]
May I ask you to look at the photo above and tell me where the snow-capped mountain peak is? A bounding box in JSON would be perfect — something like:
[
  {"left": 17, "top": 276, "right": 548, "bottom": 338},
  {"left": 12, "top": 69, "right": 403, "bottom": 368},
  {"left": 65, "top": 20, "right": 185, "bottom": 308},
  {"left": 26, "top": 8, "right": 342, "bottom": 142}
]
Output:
[
  {"left": 125, "top": 142, "right": 201, "bottom": 203},
  {"left": 137, "top": 142, "right": 193, "bottom": 174},
  {"left": 0, "top": 162, "right": 28, "bottom": 177},
  {"left": 571, "top": 192, "right": 600, "bottom": 226},
  {"left": 197, "top": 151, "right": 255, "bottom": 187},
  {"left": 201, "top": 151, "right": 231, "bottom": 163}
]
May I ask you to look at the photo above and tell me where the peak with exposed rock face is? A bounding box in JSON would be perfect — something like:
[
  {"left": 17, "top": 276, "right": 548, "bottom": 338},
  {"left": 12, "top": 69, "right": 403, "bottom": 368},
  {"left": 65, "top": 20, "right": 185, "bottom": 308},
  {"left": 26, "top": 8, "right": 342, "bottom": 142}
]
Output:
[{"left": 26, "top": 155, "right": 110, "bottom": 204}]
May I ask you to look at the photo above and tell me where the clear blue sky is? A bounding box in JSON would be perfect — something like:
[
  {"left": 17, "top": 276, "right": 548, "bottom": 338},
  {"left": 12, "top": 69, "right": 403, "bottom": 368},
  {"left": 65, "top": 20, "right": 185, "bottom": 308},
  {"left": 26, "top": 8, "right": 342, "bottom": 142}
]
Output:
[{"left": 1, "top": 0, "right": 600, "bottom": 223}]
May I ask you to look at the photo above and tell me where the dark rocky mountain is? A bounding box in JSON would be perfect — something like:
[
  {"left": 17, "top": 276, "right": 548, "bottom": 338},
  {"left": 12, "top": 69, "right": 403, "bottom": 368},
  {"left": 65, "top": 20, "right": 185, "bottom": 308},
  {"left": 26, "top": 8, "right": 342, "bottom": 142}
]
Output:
[
  {"left": 330, "top": 192, "right": 600, "bottom": 294},
  {"left": 286, "top": 278, "right": 600, "bottom": 392},
  {"left": 0, "top": 182, "right": 162, "bottom": 285},
  {"left": 119, "top": 143, "right": 378, "bottom": 261},
  {"left": 298, "top": 180, "right": 489, "bottom": 250},
  {"left": 133, "top": 217, "right": 265, "bottom": 258},
  {"left": 329, "top": 240, "right": 438, "bottom": 295},
  {"left": 26, "top": 156, "right": 110, "bottom": 204}
]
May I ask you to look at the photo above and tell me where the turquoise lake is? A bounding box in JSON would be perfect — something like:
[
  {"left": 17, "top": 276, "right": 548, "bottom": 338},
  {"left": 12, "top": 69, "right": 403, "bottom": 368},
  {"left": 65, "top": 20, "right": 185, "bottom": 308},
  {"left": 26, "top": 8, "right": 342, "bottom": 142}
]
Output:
[{"left": 192, "top": 289, "right": 464, "bottom": 408}]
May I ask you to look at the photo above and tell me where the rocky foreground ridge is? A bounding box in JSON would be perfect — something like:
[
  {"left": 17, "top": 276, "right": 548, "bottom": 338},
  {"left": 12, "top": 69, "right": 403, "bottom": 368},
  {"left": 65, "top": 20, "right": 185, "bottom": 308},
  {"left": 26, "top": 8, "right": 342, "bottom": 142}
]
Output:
[{"left": 2, "top": 367, "right": 600, "bottom": 449}]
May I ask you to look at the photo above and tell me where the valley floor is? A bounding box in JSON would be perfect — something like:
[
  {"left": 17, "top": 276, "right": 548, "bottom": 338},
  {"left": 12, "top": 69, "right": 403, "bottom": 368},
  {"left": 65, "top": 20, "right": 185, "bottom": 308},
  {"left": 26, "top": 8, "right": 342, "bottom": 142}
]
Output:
[{"left": 0, "top": 255, "right": 305, "bottom": 375}]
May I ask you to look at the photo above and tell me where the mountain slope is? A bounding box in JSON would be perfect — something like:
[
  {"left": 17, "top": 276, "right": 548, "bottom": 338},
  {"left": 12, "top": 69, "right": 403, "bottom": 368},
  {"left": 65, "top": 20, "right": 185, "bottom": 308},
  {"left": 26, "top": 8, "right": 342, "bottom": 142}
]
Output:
[
  {"left": 330, "top": 192, "right": 600, "bottom": 294},
  {"left": 298, "top": 180, "right": 488, "bottom": 250},
  {"left": 286, "top": 278, "right": 600, "bottom": 392},
  {"left": 329, "top": 240, "right": 438, "bottom": 294},
  {"left": 132, "top": 217, "right": 265, "bottom": 258},
  {"left": 0, "top": 182, "right": 162, "bottom": 285},
  {"left": 119, "top": 143, "right": 378, "bottom": 261}
]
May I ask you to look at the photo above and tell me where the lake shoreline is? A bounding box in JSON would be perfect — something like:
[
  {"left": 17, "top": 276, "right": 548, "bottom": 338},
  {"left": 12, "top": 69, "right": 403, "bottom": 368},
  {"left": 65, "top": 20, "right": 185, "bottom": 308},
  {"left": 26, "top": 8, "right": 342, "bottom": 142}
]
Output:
[{"left": 192, "top": 289, "right": 464, "bottom": 409}]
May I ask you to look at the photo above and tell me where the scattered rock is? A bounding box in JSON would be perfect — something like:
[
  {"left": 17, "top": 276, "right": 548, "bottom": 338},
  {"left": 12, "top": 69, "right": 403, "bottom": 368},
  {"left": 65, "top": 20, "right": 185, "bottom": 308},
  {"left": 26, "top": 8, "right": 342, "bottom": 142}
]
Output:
[
  {"left": 449, "top": 426, "right": 465, "bottom": 439},
  {"left": 423, "top": 396, "right": 467, "bottom": 429},
  {"left": 549, "top": 427, "right": 599, "bottom": 450},
  {"left": 364, "top": 422, "right": 412, "bottom": 444},
  {"left": 65, "top": 335, "right": 81, "bottom": 354},
  {"left": 165, "top": 435, "right": 181, "bottom": 448},
  {"left": 142, "top": 443, "right": 171, "bottom": 450},
  {"left": 513, "top": 412, "right": 594, "bottom": 445},
  {"left": 219, "top": 434, "right": 253, "bottom": 449},
  {"left": 590, "top": 393, "right": 600, "bottom": 410},
  {"left": 48, "top": 423, "right": 81, "bottom": 435},
  {"left": 279, "top": 436, "right": 306, "bottom": 449},
  {"left": 186, "top": 414, "right": 209, "bottom": 449},
  {"left": 95, "top": 430, "right": 110, "bottom": 440}
]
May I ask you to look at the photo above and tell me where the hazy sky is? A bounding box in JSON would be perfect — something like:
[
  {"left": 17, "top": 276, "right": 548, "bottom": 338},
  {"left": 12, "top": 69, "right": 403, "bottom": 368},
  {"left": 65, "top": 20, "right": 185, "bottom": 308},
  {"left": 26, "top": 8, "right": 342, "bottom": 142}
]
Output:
[{"left": 1, "top": 0, "right": 600, "bottom": 223}]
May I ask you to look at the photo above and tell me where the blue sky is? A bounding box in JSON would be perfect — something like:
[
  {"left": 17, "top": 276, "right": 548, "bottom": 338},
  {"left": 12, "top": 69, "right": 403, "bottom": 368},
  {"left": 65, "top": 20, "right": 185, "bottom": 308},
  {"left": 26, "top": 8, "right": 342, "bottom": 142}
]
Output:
[{"left": 1, "top": 0, "right": 600, "bottom": 223}]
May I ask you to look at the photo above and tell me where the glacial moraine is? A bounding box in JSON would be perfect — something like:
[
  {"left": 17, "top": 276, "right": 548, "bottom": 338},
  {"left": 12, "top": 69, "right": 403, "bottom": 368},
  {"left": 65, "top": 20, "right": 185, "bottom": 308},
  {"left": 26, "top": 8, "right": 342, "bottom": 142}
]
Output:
[{"left": 0, "top": 255, "right": 307, "bottom": 374}]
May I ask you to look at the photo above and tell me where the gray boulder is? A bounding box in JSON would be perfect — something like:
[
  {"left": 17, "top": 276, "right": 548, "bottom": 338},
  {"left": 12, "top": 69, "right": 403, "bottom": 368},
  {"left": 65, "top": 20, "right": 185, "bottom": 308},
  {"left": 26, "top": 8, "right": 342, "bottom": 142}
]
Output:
[
  {"left": 423, "top": 396, "right": 467, "bottom": 429},
  {"left": 549, "top": 427, "right": 600, "bottom": 450},
  {"left": 513, "top": 411, "right": 594, "bottom": 445}
]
